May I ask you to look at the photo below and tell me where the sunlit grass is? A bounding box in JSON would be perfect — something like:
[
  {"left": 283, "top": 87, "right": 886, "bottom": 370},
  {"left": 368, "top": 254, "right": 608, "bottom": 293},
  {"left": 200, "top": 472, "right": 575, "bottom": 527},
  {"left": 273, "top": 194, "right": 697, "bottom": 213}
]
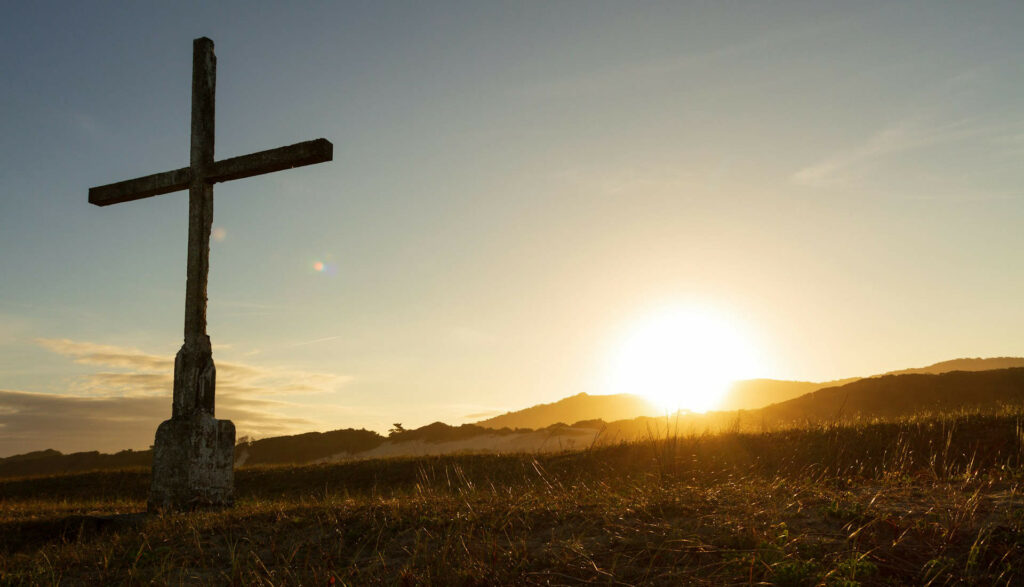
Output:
[{"left": 3, "top": 412, "right": 1024, "bottom": 584}]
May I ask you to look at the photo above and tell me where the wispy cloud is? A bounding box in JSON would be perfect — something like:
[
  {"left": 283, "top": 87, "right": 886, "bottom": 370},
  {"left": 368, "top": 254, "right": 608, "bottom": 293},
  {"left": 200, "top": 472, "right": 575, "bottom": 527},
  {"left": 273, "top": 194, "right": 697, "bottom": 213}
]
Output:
[
  {"left": 0, "top": 338, "right": 356, "bottom": 456},
  {"left": 0, "top": 388, "right": 166, "bottom": 455},
  {"left": 792, "top": 119, "right": 988, "bottom": 190},
  {"left": 0, "top": 387, "right": 315, "bottom": 457},
  {"left": 33, "top": 337, "right": 353, "bottom": 398},
  {"left": 36, "top": 338, "right": 168, "bottom": 373}
]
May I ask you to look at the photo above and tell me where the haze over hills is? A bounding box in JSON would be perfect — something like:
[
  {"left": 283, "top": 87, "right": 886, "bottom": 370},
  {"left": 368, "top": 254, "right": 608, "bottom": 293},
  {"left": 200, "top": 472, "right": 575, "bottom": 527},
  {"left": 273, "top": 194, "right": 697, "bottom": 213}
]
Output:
[
  {"left": 701, "top": 357, "right": 1024, "bottom": 412},
  {"left": 471, "top": 380, "right": 858, "bottom": 432},
  {"left": 475, "top": 393, "right": 661, "bottom": 430},
  {"left": 756, "top": 368, "right": 1024, "bottom": 424},
  {"left": 4, "top": 358, "right": 1024, "bottom": 479},
  {"left": 476, "top": 357, "right": 1023, "bottom": 430},
  {"left": 881, "top": 357, "right": 1024, "bottom": 377},
  {"left": 575, "top": 367, "right": 1024, "bottom": 442},
  {"left": 715, "top": 378, "right": 859, "bottom": 411}
]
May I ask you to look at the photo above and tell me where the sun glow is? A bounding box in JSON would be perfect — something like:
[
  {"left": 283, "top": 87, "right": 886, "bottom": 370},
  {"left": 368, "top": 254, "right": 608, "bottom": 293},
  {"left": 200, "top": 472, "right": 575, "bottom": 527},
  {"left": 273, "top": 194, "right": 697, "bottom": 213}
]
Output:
[{"left": 607, "top": 306, "right": 762, "bottom": 412}]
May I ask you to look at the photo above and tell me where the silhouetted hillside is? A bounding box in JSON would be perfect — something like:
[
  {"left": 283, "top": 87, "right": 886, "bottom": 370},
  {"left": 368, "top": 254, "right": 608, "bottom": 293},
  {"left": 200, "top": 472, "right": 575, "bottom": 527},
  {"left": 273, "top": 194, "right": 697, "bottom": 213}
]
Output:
[
  {"left": 8, "top": 361, "right": 1024, "bottom": 479},
  {"left": 0, "top": 428, "right": 387, "bottom": 479},
  {"left": 717, "top": 378, "right": 859, "bottom": 410},
  {"left": 474, "top": 379, "right": 861, "bottom": 430},
  {"left": 715, "top": 358, "right": 1024, "bottom": 412},
  {"left": 760, "top": 367, "right": 1024, "bottom": 425},
  {"left": 0, "top": 448, "right": 151, "bottom": 479},
  {"left": 883, "top": 357, "right": 1024, "bottom": 377},
  {"left": 236, "top": 428, "right": 383, "bottom": 466},
  {"left": 592, "top": 367, "right": 1024, "bottom": 440},
  {"left": 475, "top": 392, "right": 661, "bottom": 430},
  {"left": 387, "top": 422, "right": 516, "bottom": 443}
]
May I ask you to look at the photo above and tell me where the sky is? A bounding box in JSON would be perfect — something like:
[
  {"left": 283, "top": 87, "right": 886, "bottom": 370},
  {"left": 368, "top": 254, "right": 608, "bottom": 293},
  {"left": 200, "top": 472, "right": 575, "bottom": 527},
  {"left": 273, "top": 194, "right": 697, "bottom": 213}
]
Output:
[{"left": 3, "top": 1, "right": 1024, "bottom": 456}]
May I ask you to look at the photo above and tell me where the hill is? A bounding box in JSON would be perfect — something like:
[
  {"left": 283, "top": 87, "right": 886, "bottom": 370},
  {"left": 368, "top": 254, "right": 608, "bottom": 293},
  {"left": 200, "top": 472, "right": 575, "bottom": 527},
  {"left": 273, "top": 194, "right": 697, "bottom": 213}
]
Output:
[
  {"left": 0, "top": 421, "right": 599, "bottom": 478},
  {"left": 236, "top": 428, "right": 383, "bottom": 466},
  {"left": 475, "top": 392, "right": 660, "bottom": 430},
  {"left": 0, "top": 428, "right": 386, "bottom": 479},
  {"left": 477, "top": 357, "right": 1024, "bottom": 431},
  {"left": 7, "top": 359, "right": 1024, "bottom": 479},
  {"left": 883, "top": 356, "right": 1024, "bottom": 376},
  {"left": 595, "top": 367, "right": 1024, "bottom": 440},
  {"left": 716, "top": 377, "right": 859, "bottom": 410},
  {"left": 0, "top": 448, "right": 150, "bottom": 479},
  {"left": 760, "top": 367, "right": 1024, "bottom": 424}
]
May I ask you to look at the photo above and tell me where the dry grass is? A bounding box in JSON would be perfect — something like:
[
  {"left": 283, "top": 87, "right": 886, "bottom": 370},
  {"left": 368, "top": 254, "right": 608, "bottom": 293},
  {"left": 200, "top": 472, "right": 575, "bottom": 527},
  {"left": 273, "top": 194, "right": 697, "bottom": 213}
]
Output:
[{"left": 3, "top": 413, "right": 1024, "bottom": 585}]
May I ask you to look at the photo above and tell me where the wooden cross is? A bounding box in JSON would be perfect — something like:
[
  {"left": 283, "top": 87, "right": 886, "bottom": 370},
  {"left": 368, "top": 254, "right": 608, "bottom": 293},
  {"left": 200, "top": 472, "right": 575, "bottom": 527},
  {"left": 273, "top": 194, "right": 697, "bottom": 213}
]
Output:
[{"left": 89, "top": 37, "right": 332, "bottom": 420}]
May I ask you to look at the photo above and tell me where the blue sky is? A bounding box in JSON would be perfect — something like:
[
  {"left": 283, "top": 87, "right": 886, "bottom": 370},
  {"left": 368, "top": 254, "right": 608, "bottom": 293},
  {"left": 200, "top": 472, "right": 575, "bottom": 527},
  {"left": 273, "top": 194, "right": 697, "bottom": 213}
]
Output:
[{"left": 2, "top": 1, "right": 1024, "bottom": 455}]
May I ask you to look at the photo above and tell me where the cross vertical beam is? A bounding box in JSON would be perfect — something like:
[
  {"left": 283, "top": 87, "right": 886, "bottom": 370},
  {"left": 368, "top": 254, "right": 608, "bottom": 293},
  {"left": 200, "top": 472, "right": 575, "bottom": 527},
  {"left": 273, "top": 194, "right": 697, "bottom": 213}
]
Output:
[
  {"left": 187, "top": 36, "right": 215, "bottom": 347},
  {"left": 174, "top": 37, "right": 217, "bottom": 418}
]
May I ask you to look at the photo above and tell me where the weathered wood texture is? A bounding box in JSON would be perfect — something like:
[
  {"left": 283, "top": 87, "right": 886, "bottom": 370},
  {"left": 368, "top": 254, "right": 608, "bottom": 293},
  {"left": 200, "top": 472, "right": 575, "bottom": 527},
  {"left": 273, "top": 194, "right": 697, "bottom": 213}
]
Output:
[
  {"left": 88, "top": 168, "right": 190, "bottom": 206},
  {"left": 88, "top": 140, "right": 333, "bottom": 207},
  {"left": 88, "top": 36, "right": 332, "bottom": 511},
  {"left": 184, "top": 37, "right": 216, "bottom": 348},
  {"left": 207, "top": 139, "right": 333, "bottom": 183}
]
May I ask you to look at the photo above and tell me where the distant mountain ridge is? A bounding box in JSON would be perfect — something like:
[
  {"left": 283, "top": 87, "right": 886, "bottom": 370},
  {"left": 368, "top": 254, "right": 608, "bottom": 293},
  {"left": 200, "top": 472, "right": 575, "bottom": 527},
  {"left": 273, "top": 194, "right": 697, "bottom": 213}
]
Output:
[
  {"left": 716, "top": 378, "right": 860, "bottom": 411},
  {"left": 475, "top": 393, "right": 660, "bottom": 430},
  {"left": 882, "top": 357, "right": 1024, "bottom": 377},
  {"left": 475, "top": 357, "right": 1024, "bottom": 430},
  {"left": 4, "top": 357, "right": 1024, "bottom": 479},
  {"left": 758, "top": 367, "right": 1024, "bottom": 424},
  {"left": 564, "top": 367, "right": 1024, "bottom": 443}
]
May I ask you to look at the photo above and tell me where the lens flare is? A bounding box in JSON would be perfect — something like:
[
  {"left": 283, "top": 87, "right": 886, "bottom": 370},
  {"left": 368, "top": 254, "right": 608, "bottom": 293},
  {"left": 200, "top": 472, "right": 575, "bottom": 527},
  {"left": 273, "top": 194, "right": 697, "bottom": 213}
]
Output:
[{"left": 313, "top": 261, "right": 324, "bottom": 272}]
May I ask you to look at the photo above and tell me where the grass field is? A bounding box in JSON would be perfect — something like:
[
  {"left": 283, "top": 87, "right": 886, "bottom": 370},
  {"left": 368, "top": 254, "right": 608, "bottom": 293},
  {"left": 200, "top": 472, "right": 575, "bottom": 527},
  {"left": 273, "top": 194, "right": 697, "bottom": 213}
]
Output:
[{"left": 2, "top": 413, "right": 1024, "bottom": 585}]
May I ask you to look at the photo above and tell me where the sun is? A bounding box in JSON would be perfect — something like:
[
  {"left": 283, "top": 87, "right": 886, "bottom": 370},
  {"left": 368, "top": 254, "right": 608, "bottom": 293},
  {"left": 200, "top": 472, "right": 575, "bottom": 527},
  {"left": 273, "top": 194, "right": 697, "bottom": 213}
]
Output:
[{"left": 606, "top": 306, "right": 761, "bottom": 412}]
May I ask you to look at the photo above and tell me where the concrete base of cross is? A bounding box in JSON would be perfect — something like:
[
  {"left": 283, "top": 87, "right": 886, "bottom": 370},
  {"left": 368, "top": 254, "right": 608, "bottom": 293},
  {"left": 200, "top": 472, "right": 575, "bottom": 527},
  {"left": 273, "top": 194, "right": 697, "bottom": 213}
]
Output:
[{"left": 148, "top": 412, "right": 235, "bottom": 512}]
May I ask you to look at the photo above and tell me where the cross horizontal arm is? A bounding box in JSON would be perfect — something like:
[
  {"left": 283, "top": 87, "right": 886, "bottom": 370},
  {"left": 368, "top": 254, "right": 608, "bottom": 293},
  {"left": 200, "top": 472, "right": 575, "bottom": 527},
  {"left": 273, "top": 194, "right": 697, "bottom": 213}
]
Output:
[
  {"left": 88, "top": 139, "right": 333, "bottom": 207},
  {"left": 89, "top": 167, "right": 190, "bottom": 206},
  {"left": 207, "top": 138, "right": 333, "bottom": 184}
]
